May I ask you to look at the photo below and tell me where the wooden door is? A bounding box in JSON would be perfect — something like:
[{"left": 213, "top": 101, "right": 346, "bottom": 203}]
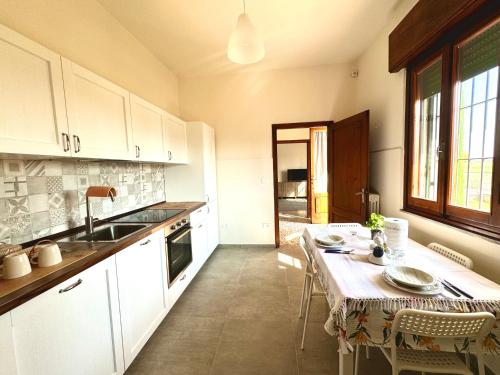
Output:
[
  {"left": 11, "top": 258, "right": 124, "bottom": 375},
  {"left": 329, "top": 111, "right": 369, "bottom": 223},
  {"left": 311, "top": 128, "right": 329, "bottom": 224},
  {"left": 62, "top": 57, "right": 134, "bottom": 160},
  {"left": 130, "top": 94, "right": 165, "bottom": 162},
  {"left": 0, "top": 24, "right": 69, "bottom": 157}
]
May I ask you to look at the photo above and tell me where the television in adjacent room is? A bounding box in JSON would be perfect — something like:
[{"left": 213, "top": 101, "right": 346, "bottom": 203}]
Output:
[{"left": 287, "top": 168, "right": 307, "bottom": 181}]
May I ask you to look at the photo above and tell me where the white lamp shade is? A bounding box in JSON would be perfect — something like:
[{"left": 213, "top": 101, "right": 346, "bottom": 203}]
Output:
[{"left": 227, "top": 13, "right": 265, "bottom": 64}]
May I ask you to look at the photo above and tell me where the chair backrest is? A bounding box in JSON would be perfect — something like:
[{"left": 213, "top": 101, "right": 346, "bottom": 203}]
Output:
[
  {"left": 391, "top": 309, "right": 495, "bottom": 341},
  {"left": 427, "top": 242, "right": 474, "bottom": 269},
  {"left": 299, "top": 236, "right": 314, "bottom": 271},
  {"left": 327, "top": 223, "right": 362, "bottom": 229}
]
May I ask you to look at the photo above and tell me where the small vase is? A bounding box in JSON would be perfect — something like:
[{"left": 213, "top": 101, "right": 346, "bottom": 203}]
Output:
[{"left": 371, "top": 229, "right": 382, "bottom": 239}]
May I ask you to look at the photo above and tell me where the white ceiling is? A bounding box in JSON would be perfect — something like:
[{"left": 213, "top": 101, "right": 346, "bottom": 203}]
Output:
[{"left": 98, "top": 0, "right": 400, "bottom": 77}]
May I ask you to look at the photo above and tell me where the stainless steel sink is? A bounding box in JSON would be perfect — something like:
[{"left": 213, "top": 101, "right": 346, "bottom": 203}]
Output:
[{"left": 58, "top": 223, "right": 151, "bottom": 243}]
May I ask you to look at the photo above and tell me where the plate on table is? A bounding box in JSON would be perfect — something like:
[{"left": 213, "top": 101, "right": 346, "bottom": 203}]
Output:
[
  {"left": 315, "top": 233, "right": 345, "bottom": 248},
  {"left": 382, "top": 271, "right": 443, "bottom": 296},
  {"left": 385, "top": 265, "right": 436, "bottom": 288}
]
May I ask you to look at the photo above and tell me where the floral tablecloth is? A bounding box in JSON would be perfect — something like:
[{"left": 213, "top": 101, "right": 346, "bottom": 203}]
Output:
[{"left": 303, "top": 225, "right": 500, "bottom": 357}]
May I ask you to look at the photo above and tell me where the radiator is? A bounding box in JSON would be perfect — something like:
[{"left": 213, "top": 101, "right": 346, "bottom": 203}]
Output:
[{"left": 368, "top": 193, "right": 380, "bottom": 214}]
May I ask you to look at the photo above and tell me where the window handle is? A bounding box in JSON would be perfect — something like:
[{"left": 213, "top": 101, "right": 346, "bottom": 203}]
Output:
[{"left": 436, "top": 144, "right": 445, "bottom": 159}]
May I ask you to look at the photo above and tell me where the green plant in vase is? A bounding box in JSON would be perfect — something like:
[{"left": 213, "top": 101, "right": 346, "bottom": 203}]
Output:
[{"left": 366, "top": 213, "right": 384, "bottom": 239}]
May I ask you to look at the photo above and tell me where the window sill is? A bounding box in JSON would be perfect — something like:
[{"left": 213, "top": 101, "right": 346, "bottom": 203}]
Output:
[{"left": 401, "top": 206, "right": 500, "bottom": 242}]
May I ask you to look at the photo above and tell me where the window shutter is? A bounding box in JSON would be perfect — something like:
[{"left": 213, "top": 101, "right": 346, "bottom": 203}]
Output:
[
  {"left": 459, "top": 21, "right": 500, "bottom": 81},
  {"left": 419, "top": 60, "right": 442, "bottom": 99}
]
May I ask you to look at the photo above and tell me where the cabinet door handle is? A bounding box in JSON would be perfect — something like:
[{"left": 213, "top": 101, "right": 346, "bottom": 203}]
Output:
[
  {"left": 180, "top": 274, "right": 187, "bottom": 281},
  {"left": 62, "top": 133, "right": 70, "bottom": 152},
  {"left": 197, "top": 224, "right": 203, "bottom": 229},
  {"left": 59, "top": 278, "right": 83, "bottom": 293},
  {"left": 205, "top": 194, "right": 210, "bottom": 202},
  {"left": 140, "top": 239, "right": 151, "bottom": 246},
  {"left": 73, "top": 135, "right": 81, "bottom": 153},
  {"left": 137, "top": 145, "right": 141, "bottom": 158},
  {"left": 168, "top": 150, "right": 172, "bottom": 160}
]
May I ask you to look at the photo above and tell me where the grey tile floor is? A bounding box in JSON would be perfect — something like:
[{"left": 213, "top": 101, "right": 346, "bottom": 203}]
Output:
[{"left": 123, "top": 245, "right": 410, "bottom": 374}]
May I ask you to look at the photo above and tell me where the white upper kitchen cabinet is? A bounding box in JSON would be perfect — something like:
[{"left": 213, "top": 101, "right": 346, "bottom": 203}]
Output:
[
  {"left": 130, "top": 94, "right": 165, "bottom": 162},
  {"left": 61, "top": 57, "right": 134, "bottom": 160},
  {"left": 115, "top": 231, "right": 167, "bottom": 369},
  {"left": 165, "top": 122, "right": 218, "bottom": 203},
  {"left": 10, "top": 257, "right": 124, "bottom": 375},
  {"left": 163, "top": 113, "right": 188, "bottom": 164},
  {"left": 0, "top": 24, "right": 69, "bottom": 157}
]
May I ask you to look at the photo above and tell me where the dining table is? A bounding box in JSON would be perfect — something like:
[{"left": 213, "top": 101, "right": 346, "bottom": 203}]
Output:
[{"left": 303, "top": 224, "right": 500, "bottom": 375}]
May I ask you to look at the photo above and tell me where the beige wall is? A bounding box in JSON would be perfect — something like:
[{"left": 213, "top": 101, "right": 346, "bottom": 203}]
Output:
[
  {"left": 0, "top": 0, "right": 179, "bottom": 114},
  {"left": 277, "top": 143, "right": 307, "bottom": 182},
  {"left": 277, "top": 128, "right": 310, "bottom": 141},
  {"left": 180, "top": 65, "right": 355, "bottom": 243},
  {"left": 350, "top": 0, "right": 500, "bottom": 283}
]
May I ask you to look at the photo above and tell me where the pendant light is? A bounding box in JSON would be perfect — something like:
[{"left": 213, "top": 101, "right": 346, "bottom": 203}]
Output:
[{"left": 227, "top": 0, "right": 265, "bottom": 64}]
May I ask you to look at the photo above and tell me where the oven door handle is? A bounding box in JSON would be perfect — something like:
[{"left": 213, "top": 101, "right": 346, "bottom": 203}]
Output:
[{"left": 171, "top": 227, "right": 192, "bottom": 243}]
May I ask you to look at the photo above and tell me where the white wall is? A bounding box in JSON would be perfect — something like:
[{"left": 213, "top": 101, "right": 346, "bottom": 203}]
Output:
[
  {"left": 180, "top": 64, "right": 355, "bottom": 244},
  {"left": 350, "top": 0, "right": 500, "bottom": 283},
  {"left": 0, "top": 0, "right": 179, "bottom": 114},
  {"left": 277, "top": 143, "right": 307, "bottom": 182}
]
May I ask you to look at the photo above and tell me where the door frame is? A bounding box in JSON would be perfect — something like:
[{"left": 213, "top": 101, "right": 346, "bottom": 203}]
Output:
[{"left": 272, "top": 121, "right": 333, "bottom": 248}]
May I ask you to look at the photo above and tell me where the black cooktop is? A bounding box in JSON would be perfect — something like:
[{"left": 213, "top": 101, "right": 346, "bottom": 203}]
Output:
[{"left": 112, "top": 209, "right": 185, "bottom": 223}]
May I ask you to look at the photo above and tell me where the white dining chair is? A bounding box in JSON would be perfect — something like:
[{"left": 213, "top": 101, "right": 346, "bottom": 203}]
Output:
[
  {"left": 379, "top": 309, "right": 495, "bottom": 375},
  {"left": 298, "top": 236, "right": 326, "bottom": 350},
  {"left": 427, "top": 242, "right": 473, "bottom": 269}
]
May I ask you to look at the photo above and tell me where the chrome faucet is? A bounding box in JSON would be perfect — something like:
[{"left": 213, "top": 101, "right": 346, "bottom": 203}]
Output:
[{"left": 85, "top": 186, "right": 117, "bottom": 236}]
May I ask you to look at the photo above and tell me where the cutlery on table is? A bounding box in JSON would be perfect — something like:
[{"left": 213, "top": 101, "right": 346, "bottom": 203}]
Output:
[
  {"left": 443, "top": 280, "right": 474, "bottom": 299},
  {"left": 324, "top": 249, "right": 354, "bottom": 254},
  {"left": 441, "top": 282, "right": 461, "bottom": 297}
]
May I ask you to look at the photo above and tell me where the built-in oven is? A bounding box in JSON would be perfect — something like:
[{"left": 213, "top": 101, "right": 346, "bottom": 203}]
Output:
[{"left": 165, "top": 216, "right": 192, "bottom": 287}]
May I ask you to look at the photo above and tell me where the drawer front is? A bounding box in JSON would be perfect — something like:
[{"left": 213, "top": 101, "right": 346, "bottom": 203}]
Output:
[
  {"left": 168, "top": 265, "right": 192, "bottom": 308},
  {"left": 190, "top": 205, "right": 208, "bottom": 226}
]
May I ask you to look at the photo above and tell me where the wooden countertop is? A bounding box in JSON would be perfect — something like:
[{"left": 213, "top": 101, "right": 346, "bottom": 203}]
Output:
[{"left": 0, "top": 201, "right": 206, "bottom": 315}]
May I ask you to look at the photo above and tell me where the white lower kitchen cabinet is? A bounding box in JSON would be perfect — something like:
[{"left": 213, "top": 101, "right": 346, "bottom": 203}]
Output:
[
  {"left": 10, "top": 257, "right": 124, "bottom": 375},
  {"left": 207, "top": 201, "right": 219, "bottom": 256},
  {"left": 191, "top": 218, "right": 208, "bottom": 274},
  {"left": 115, "top": 231, "right": 167, "bottom": 369},
  {"left": 168, "top": 265, "right": 193, "bottom": 308},
  {"left": 0, "top": 312, "right": 17, "bottom": 375}
]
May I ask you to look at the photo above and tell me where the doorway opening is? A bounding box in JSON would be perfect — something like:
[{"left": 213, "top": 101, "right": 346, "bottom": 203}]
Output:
[
  {"left": 272, "top": 111, "right": 371, "bottom": 248},
  {"left": 272, "top": 122, "right": 331, "bottom": 246}
]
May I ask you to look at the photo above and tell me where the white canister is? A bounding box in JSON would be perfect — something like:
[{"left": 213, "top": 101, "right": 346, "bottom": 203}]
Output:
[{"left": 384, "top": 218, "right": 408, "bottom": 251}]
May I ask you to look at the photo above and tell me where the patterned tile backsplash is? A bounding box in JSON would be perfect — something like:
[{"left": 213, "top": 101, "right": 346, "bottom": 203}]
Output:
[{"left": 0, "top": 159, "right": 167, "bottom": 244}]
